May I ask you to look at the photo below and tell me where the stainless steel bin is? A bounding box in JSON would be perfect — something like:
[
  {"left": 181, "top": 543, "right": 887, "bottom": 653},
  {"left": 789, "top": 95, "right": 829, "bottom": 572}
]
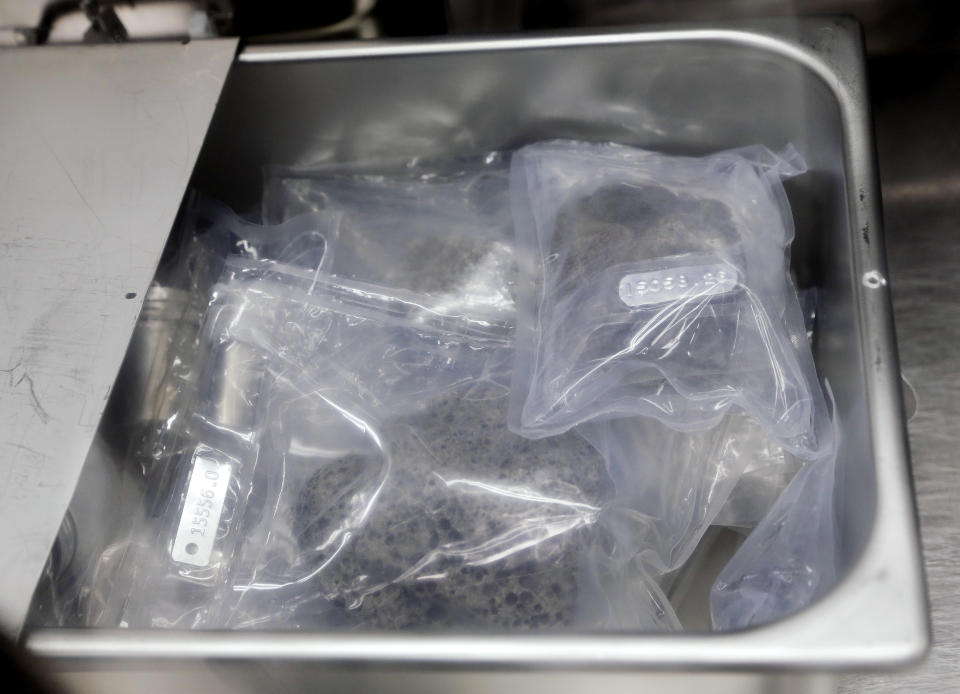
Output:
[{"left": 26, "top": 16, "right": 928, "bottom": 673}]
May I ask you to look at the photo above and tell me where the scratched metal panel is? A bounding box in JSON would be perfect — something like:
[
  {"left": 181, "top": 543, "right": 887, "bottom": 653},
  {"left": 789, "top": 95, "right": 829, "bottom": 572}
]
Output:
[{"left": 0, "top": 38, "right": 237, "bottom": 635}]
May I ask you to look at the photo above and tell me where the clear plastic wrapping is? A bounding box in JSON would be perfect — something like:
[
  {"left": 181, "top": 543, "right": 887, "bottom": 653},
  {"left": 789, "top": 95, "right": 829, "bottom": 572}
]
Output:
[
  {"left": 261, "top": 158, "right": 516, "bottom": 323},
  {"left": 228, "top": 375, "right": 613, "bottom": 630},
  {"left": 101, "top": 262, "right": 773, "bottom": 632},
  {"left": 75, "top": 203, "right": 341, "bottom": 628},
  {"left": 710, "top": 389, "right": 839, "bottom": 630},
  {"left": 712, "top": 427, "right": 802, "bottom": 530},
  {"left": 54, "top": 142, "right": 842, "bottom": 635},
  {"left": 187, "top": 197, "right": 339, "bottom": 274},
  {"left": 114, "top": 265, "right": 618, "bottom": 630},
  {"left": 575, "top": 413, "right": 774, "bottom": 629},
  {"left": 507, "top": 141, "right": 823, "bottom": 457}
]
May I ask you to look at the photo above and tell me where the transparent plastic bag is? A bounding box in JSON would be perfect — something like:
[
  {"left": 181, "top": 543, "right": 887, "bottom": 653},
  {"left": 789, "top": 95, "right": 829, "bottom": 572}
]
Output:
[
  {"left": 214, "top": 261, "right": 516, "bottom": 409},
  {"left": 508, "top": 141, "right": 823, "bottom": 456},
  {"left": 187, "top": 196, "right": 339, "bottom": 275},
  {"left": 226, "top": 375, "right": 615, "bottom": 630},
  {"left": 712, "top": 429, "right": 802, "bottom": 530},
  {"left": 127, "top": 196, "right": 339, "bottom": 487},
  {"left": 116, "top": 265, "right": 628, "bottom": 630},
  {"left": 710, "top": 388, "right": 839, "bottom": 630},
  {"left": 579, "top": 416, "right": 747, "bottom": 574},
  {"left": 68, "top": 146, "right": 841, "bottom": 635},
  {"left": 261, "top": 157, "right": 516, "bottom": 323},
  {"left": 709, "top": 289, "right": 816, "bottom": 530},
  {"left": 199, "top": 275, "right": 773, "bottom": 631},
  {"left": 112, "top": 284, "right": 272, "bottom": 628},
  {"left": 78, "top": 201, "right": 340, "bottom": 629},
  {"left": 111, "top": 257, "right": 787, "bottom": 632},
  {"left": 574, "top": 413, "right": 775, "bottom": 630}
]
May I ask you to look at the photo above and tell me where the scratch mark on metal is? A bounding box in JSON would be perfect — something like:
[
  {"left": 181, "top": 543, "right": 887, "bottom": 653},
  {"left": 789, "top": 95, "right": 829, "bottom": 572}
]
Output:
[
  {"left": 0, "top": 361, "right": 22, "bottom": 376},
  {"left": 39, "top": 134, "right": 108, "bottom": 233},
  {"left": 15, "top": 372, "right": 50, "bottom": 424},
  {"left": 13, "top": 443, "right": 45, "bottom": 459}
]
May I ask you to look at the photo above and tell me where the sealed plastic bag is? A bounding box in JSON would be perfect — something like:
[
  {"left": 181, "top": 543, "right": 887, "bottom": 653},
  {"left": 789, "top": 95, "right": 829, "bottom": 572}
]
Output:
[
  {"left": 115, "top": 263, "right": 626, "bottom": 630},
  {"left": 202, "top": 269, "right": 752, "bottom": 631},
  {"left": 73, "top": 201, "right": 340, "bottom": 629},
  {"left": 109, "top": 284, "right": 272, "bottom": 628},
  {"left": 575, "top": 413, "right": 772, "bottom": 629},
  {"left": 108, "top": 255, "right": 773, "bottom": 632},
  {"left": 262, "top": 157, "right": 515, "bottom": 324},
  {"left": 214, "top": 263, "right": 790, "bottom": 631},
  {"left": 712, "top": 429, "right": 802, "bottom": 530},
  {"left": 61, "top": 144, "right": 842, "bottom": 635},
  {"left": 226, "top": 377, "right": 616, "bottom": 630},
  {"left": 508, "top": 141, "right": 823, "bottom": 456},
  {"left": 710, "top": 389, "right": 839, "bottom": 630},
  {"left": 186, "top": 196, "right": 339, "bottom": 275}
]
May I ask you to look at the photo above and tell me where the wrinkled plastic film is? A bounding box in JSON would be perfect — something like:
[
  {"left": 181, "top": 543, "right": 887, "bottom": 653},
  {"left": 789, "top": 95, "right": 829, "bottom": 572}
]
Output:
[
  {"left": 121, "top": 267, "right": 616, "bottom": 630},
  {"left": 188, "top": 197, "right": 339, "bottom": 275},
  {"left": 574, "top": 413, "right": 783, "bottom": 629},
  {"left": 209, "top": 272, "right": 782, "bottom": 631},
  {"left": 103, "top": 260, "right": 762, "bottom": 632},
  {"left": 713, "top": 426, "right": 802, "bottom": 530},
  {"left": 53, "top": 143, "right": 842, "bottom": 635},
  {"left": 508, "top": 141, "right": 825, "bottom": 458},
  {"left": 78, "top": 204, "right": 341, "bottom": 628},
  {"left": 710, "top": 387, "right": 840, "bottom": 630},
  {"left": 111, "top": 285, "right": 268, "bottom": 628},
  {"left": 261, "top": 158, "right": 517, "bottom": 325},
  {"left": 226, "top": 374, "right": 615, "bottom": 630}
]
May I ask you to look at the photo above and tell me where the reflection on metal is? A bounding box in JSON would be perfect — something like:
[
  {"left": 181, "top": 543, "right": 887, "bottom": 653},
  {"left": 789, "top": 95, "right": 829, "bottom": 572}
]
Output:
[
  {"left": 0, "top": 38, "right": 237, "bottom": 636},
  {"left": 25, "top": 18, "right": 928, "bottom": 672}
]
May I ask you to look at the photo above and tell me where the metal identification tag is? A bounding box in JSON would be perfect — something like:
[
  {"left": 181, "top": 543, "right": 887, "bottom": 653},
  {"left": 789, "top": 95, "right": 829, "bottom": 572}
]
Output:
[
  {"left": 619, "top": 263, "right": 739, "bottom": 308},
  {"left": 172, "top": 449, "right": 232, "bottom": 567}
]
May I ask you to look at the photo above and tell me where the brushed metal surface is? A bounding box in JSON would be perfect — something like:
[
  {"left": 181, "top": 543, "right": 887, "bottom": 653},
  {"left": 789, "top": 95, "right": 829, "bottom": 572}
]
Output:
[
  {"left": 25, "top": 18, "right": 928, "bottom": 671},
  {"left": 0, "top": 38, "right": 237, "bottom": 636},
  {"left": 839, "top": 52, "right": 960, "bottom": 694},
  {"left": 55, "top": 666, "right": 838, "bottom": 694}
]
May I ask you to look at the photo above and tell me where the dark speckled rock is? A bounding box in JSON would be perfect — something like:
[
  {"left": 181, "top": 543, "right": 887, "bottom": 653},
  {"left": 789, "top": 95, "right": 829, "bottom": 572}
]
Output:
[
  {"left": 292, "top": 390, "right": 613, "bottom": 631},
  {"left": 532, "top": 182, "right": 744, "bottom": 406},
  {"left": 552, "top": 182, "right": 740, "bottom": 293}
]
